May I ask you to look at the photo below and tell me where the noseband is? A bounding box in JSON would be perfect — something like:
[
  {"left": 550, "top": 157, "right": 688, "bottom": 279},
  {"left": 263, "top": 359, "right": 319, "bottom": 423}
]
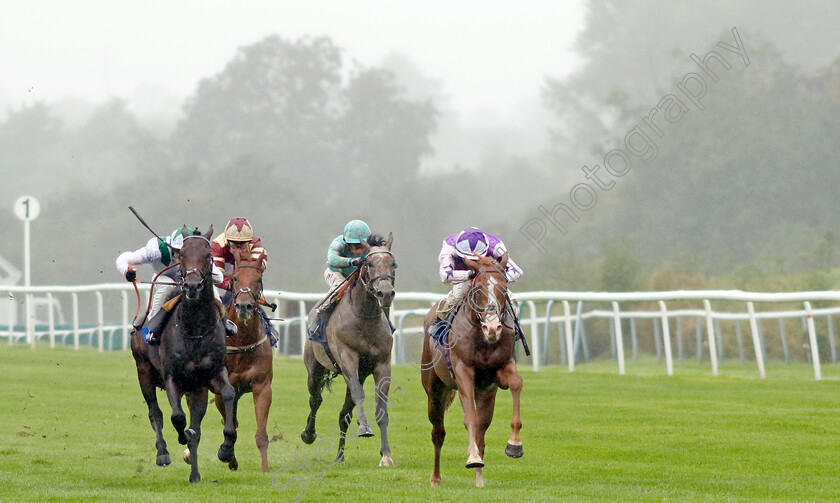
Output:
[
  {"left": 232, "top": 263, "right": 263, "bottom": 308},
  {"left": 179, "top": 235, "right": 213, "bottom": 285},
  {"left": 468, "top": 268, "right": 510, "bottom": 326},
  {"left": 360, "top": 250, "right": 396, "bottom": 290}
]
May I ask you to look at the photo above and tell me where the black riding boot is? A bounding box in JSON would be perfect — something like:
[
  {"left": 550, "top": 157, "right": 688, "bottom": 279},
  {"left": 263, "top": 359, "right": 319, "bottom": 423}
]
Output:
[
  {"left": 145, "top": 308, "right": 173, "bottom": 346},
  {"left": 259, "top": 308, "right": 278, "bottom": 347}
]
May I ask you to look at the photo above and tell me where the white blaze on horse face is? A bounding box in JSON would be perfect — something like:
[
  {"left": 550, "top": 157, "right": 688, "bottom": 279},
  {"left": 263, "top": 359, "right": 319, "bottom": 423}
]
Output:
[{"left": 480, "top": 276, "right": 503, "bottom": 343}]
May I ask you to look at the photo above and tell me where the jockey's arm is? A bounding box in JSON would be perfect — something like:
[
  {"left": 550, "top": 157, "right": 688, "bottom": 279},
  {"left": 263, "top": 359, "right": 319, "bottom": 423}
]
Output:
[
  {"left": 326, "top": 236, "right": 353, "bottom": 270},
  {"left": 438, "top": 241, "right": 470, "bottom": 284},
  {"left": 115, "top": 237, "right": 161, "bottom": 276}
]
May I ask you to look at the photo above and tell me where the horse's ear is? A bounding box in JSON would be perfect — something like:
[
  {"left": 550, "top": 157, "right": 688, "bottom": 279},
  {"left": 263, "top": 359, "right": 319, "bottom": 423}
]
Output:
[
  {"left": 180, "top": 225, "right": 188, "bottom": 238},
  {"left": 385, "top": 232, "right": 393, "bottom": 251},
  {"left": 203, "top": 225, "right": 213, "bottom": 241},
  {"left": 360, "top": 239, "right": 372, "bottom": 252},
  {"left": 232, "top": 248, "right": 241, "bottom": 265}
]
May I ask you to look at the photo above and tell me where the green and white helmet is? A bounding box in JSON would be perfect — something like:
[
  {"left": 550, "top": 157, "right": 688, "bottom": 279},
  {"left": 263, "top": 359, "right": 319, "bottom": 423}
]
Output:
[{"left": 343, "top": 220, "right": 371, "bottom": 244}]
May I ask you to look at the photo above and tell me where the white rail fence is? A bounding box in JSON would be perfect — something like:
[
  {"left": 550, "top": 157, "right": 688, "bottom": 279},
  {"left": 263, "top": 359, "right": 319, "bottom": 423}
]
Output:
[{"left": 2, "top": 285, "right": 840, "bottom": 380}]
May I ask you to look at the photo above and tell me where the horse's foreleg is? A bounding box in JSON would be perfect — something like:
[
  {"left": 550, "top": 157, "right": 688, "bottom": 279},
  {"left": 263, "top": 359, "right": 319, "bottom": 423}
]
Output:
[
  {"left": 301, "top": 360, "right": 327, "bottom": 445},
  {"left": 135, "top": 363, "right": 171, "bottom": 466},
  {"left": 453, "top": 364, "right": 482, "bottom": 469},
  {"left": 184, "top": 390, "right": 209, "bottom": 483},
  {"left": 209, "top": 372, "right": 237, "bottom": 465},
  {"left": 474, "top": 387, "right": 498, "bottom": 488},
  {"left": 252, "top": 380, "right": 272, "bottom": 472},
  {"left": 338, "top": 353, "right": 374, "bottom": 438},
  {"left": 334, "top": 386, "right": 355, "bottom": 463},
  {"left": 372, "top": 362, "right": 394, "bottom": 467},
  {"left": 497, "top": 361, "right": 524, "bottom": 458},
  {"left": 164, "top": 377, "right": 190, "bottom": 446},
  {"left": 425, "top": 377, "right": 449, "bottom": 487}
]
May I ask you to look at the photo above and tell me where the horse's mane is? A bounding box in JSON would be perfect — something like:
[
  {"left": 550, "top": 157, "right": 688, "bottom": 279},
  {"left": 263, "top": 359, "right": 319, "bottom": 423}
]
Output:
[{"left": 367, "top": 234, "right": 387, "bottom": 247}]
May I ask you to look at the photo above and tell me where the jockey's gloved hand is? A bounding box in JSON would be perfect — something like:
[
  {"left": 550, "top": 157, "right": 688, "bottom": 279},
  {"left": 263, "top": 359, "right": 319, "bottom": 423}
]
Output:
[
  {"left": 468, "top": 270, "right": 476, "bottom": 279},
  {"left": 125, "top": 267, "right": 137, "bottom": 282},
  {"left": 350, "top": 257, "right": 364, "bottom": 267}
]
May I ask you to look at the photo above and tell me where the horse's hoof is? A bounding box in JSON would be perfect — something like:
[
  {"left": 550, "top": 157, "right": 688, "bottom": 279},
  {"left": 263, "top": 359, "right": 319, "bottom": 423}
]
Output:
[
  {"left": 333, "top": 450, "right": 345, "bottom": 463},
  {"left": 228, "top": 457, "right": 239, "bottom": 471},
  {"left": 505, "top": 442, "right": 524, "bottom": 458},
  {"left": 465, "top": 455, "right": 484, "bottom": 468},
  {"left": 182, "top": 448, "right": 191, "bottom": 464},
  {"left": 179, "top": 428, "right": 195, "bottom": 446},
  {"left": 379, "top": 455, "right": 395, "bottom": 467},
  {"left": 189, "top": 474, "right": 201, "bottom": 483},
  {"left": 358, "top": 424, "right": 375, "bottom": 438},
  {"left": 156, "top": 454, "right": 172, "bottom": 467},
  {"left": 300, "top": 429, "right": 317, "bottom": 445},
  {"left": 217, "top": 444, "right": 235, "bottom": 463},
  {"left": 430, "top": 475, "right": 441, "bottom": 487}
]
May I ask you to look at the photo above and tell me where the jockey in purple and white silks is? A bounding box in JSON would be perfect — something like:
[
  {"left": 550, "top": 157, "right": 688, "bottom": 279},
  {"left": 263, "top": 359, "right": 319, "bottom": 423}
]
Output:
[{"left": 436, "top": 227, "right": 523, "bottom": 320}]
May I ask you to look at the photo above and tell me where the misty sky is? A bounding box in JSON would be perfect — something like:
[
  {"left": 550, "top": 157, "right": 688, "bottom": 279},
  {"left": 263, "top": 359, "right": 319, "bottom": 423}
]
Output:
[{"left": 0, "top": 0, "right": 584, "bottom": 123}]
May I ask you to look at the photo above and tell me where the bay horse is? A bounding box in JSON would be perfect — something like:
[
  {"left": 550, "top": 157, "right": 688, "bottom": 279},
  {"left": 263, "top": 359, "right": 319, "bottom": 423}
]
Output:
[
  {"left": 213, "top": 248, "right": 273, "bottom": 472},
  {"left": 420, "top": 253, "right": 524, "bottom": 488},
  {"left": 301, "top": 233, "right": 396, "bottom": 466},
  {"left": 130, "top": 226, "right": 237, "bottom": 483}
]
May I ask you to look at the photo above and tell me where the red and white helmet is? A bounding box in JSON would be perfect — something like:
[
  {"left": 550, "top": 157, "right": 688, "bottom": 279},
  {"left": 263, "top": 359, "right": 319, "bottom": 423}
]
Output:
[{"left": 224, "top": 217, "right": 254, "bottom": 242}]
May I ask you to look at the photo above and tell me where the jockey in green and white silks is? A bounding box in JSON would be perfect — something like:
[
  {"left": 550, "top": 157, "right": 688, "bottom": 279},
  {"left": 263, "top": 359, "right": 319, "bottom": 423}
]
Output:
[{"left": 116, "top": 227, "right": 229, "bottom": 344}]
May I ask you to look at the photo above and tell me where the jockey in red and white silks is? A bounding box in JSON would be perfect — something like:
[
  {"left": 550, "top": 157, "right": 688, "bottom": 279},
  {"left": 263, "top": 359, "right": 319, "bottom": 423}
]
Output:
[{"left": 436, "top": 227, "right": 523, "bottom": 319}]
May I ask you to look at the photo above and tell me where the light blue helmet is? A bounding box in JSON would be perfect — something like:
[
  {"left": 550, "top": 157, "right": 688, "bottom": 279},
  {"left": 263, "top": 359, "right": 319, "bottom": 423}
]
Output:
[{"left": 343, "top": 220, "right": 371, "bottom": 244}]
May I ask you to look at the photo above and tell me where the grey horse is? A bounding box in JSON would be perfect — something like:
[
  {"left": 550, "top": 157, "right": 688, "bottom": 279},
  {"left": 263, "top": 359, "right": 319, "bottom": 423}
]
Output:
[{"left": 301, "top": 233, "right": 397, "bottom": 466}]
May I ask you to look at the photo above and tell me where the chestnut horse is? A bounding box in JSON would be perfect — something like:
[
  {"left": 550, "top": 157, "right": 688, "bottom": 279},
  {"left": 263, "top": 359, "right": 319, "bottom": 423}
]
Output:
[
  {"left": 130, "top": 226, "right": 237, "bottom": 483},
  {"left": 420, "top": 253, "right": 524, "bottom": 488},
  {"left": 213, "top": 249, "right": 273, "bottom": 472},
  {"left": 301, "top": 233, "right": 396, "bottom": 466}
]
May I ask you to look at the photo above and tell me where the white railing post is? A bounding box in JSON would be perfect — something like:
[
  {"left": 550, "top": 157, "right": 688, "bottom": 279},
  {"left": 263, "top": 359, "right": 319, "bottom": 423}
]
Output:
[
  {"left": 27, "top": 292, "right": 35, "bottom": 348},
  {"left": 527, "top": 300, "right": 540, "bottom": 372},
  {"left": 298, "top": 300, "right": 307, "bottom": 358},
  {"left": 563, "top": 300, "right": 574, "bottom": 372},
  {"left": 746, "top": 302, "right": 766, "bottom": 379},
  {"left": 72, "top": 293, "right": 79, "bottom": 350},
  {"left": 658, "top": 301, "right": 674, "bottom": 376},
  {"left": 121, "top": 290, "right": 129, "bottom": 351},
  {"left": 703, "top": 300, "right": 719, "bottom": 376},
  {"left": 8, "top": 294, "right": 14, "bottom": 346},
  {"left": 96, "top": 291, "right": 104, "bottom": 352},
  {"left": 804, "top": 302, "right": 822, "bottom": 381},
  {"left": 47, "top": 293, "right": 55, "bottom": 348},
  {"left": 612, "top": 302, "right": 625, "bottom": 375}
]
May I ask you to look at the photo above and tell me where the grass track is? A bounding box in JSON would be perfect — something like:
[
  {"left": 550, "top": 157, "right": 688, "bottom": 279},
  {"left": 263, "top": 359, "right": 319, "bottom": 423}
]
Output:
[{"left": 2, "top": 346, "right": 840, "bottom": 502}]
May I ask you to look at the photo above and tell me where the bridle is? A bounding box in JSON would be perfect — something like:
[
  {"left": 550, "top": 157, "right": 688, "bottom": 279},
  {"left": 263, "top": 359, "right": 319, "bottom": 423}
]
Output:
[
  {"left": 231, "top": 263, "right": 263, "bottom": 311},
  {"left": 359, "top": 250, "right": 396, "bottom": 291},
  {"left": 467, "top": 267, "right": 511, "bottom": 326},
  {"left": 179, "top": 235, "right": 213, "bottom": 286}
]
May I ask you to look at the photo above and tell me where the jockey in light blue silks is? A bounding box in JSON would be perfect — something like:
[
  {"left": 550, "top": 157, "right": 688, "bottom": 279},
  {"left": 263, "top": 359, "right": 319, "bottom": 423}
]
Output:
[
  {"left": 432, "top": 227, "right": 524, "bottom": 338},
  {"left": 308, "top": 219, "right": 373, "bottom": 338}
]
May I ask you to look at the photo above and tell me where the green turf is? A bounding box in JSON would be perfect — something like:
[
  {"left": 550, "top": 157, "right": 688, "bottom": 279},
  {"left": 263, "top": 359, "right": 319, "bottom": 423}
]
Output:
[{"left": 2, "top": 346, "right": 840, "bottom": 502}]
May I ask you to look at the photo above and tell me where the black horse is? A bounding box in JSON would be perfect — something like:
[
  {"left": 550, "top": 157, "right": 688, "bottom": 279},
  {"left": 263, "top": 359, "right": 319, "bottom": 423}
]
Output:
[{"left": 130, "top": 226, "right": 237, "bottom": 483}]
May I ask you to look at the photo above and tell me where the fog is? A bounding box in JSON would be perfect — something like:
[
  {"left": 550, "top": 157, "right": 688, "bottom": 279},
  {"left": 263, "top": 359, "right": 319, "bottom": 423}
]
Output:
[{"left": 1, "top": 0, "right": 839, "bottom": 295}]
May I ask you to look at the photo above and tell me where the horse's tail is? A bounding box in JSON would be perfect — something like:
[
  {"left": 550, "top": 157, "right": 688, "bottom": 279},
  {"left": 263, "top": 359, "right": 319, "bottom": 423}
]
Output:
[
  {"left": 320, "top": 370, "right": 340, "bottom": 393},
  {"left": 443, "top": 389, "right": 458, "bottom": 413}
]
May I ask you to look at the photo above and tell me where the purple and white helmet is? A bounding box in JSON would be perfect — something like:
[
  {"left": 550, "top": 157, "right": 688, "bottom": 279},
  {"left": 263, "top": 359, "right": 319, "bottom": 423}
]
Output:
[{"left": 455, "top": 228, "right": 489, "bottom": 258}]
